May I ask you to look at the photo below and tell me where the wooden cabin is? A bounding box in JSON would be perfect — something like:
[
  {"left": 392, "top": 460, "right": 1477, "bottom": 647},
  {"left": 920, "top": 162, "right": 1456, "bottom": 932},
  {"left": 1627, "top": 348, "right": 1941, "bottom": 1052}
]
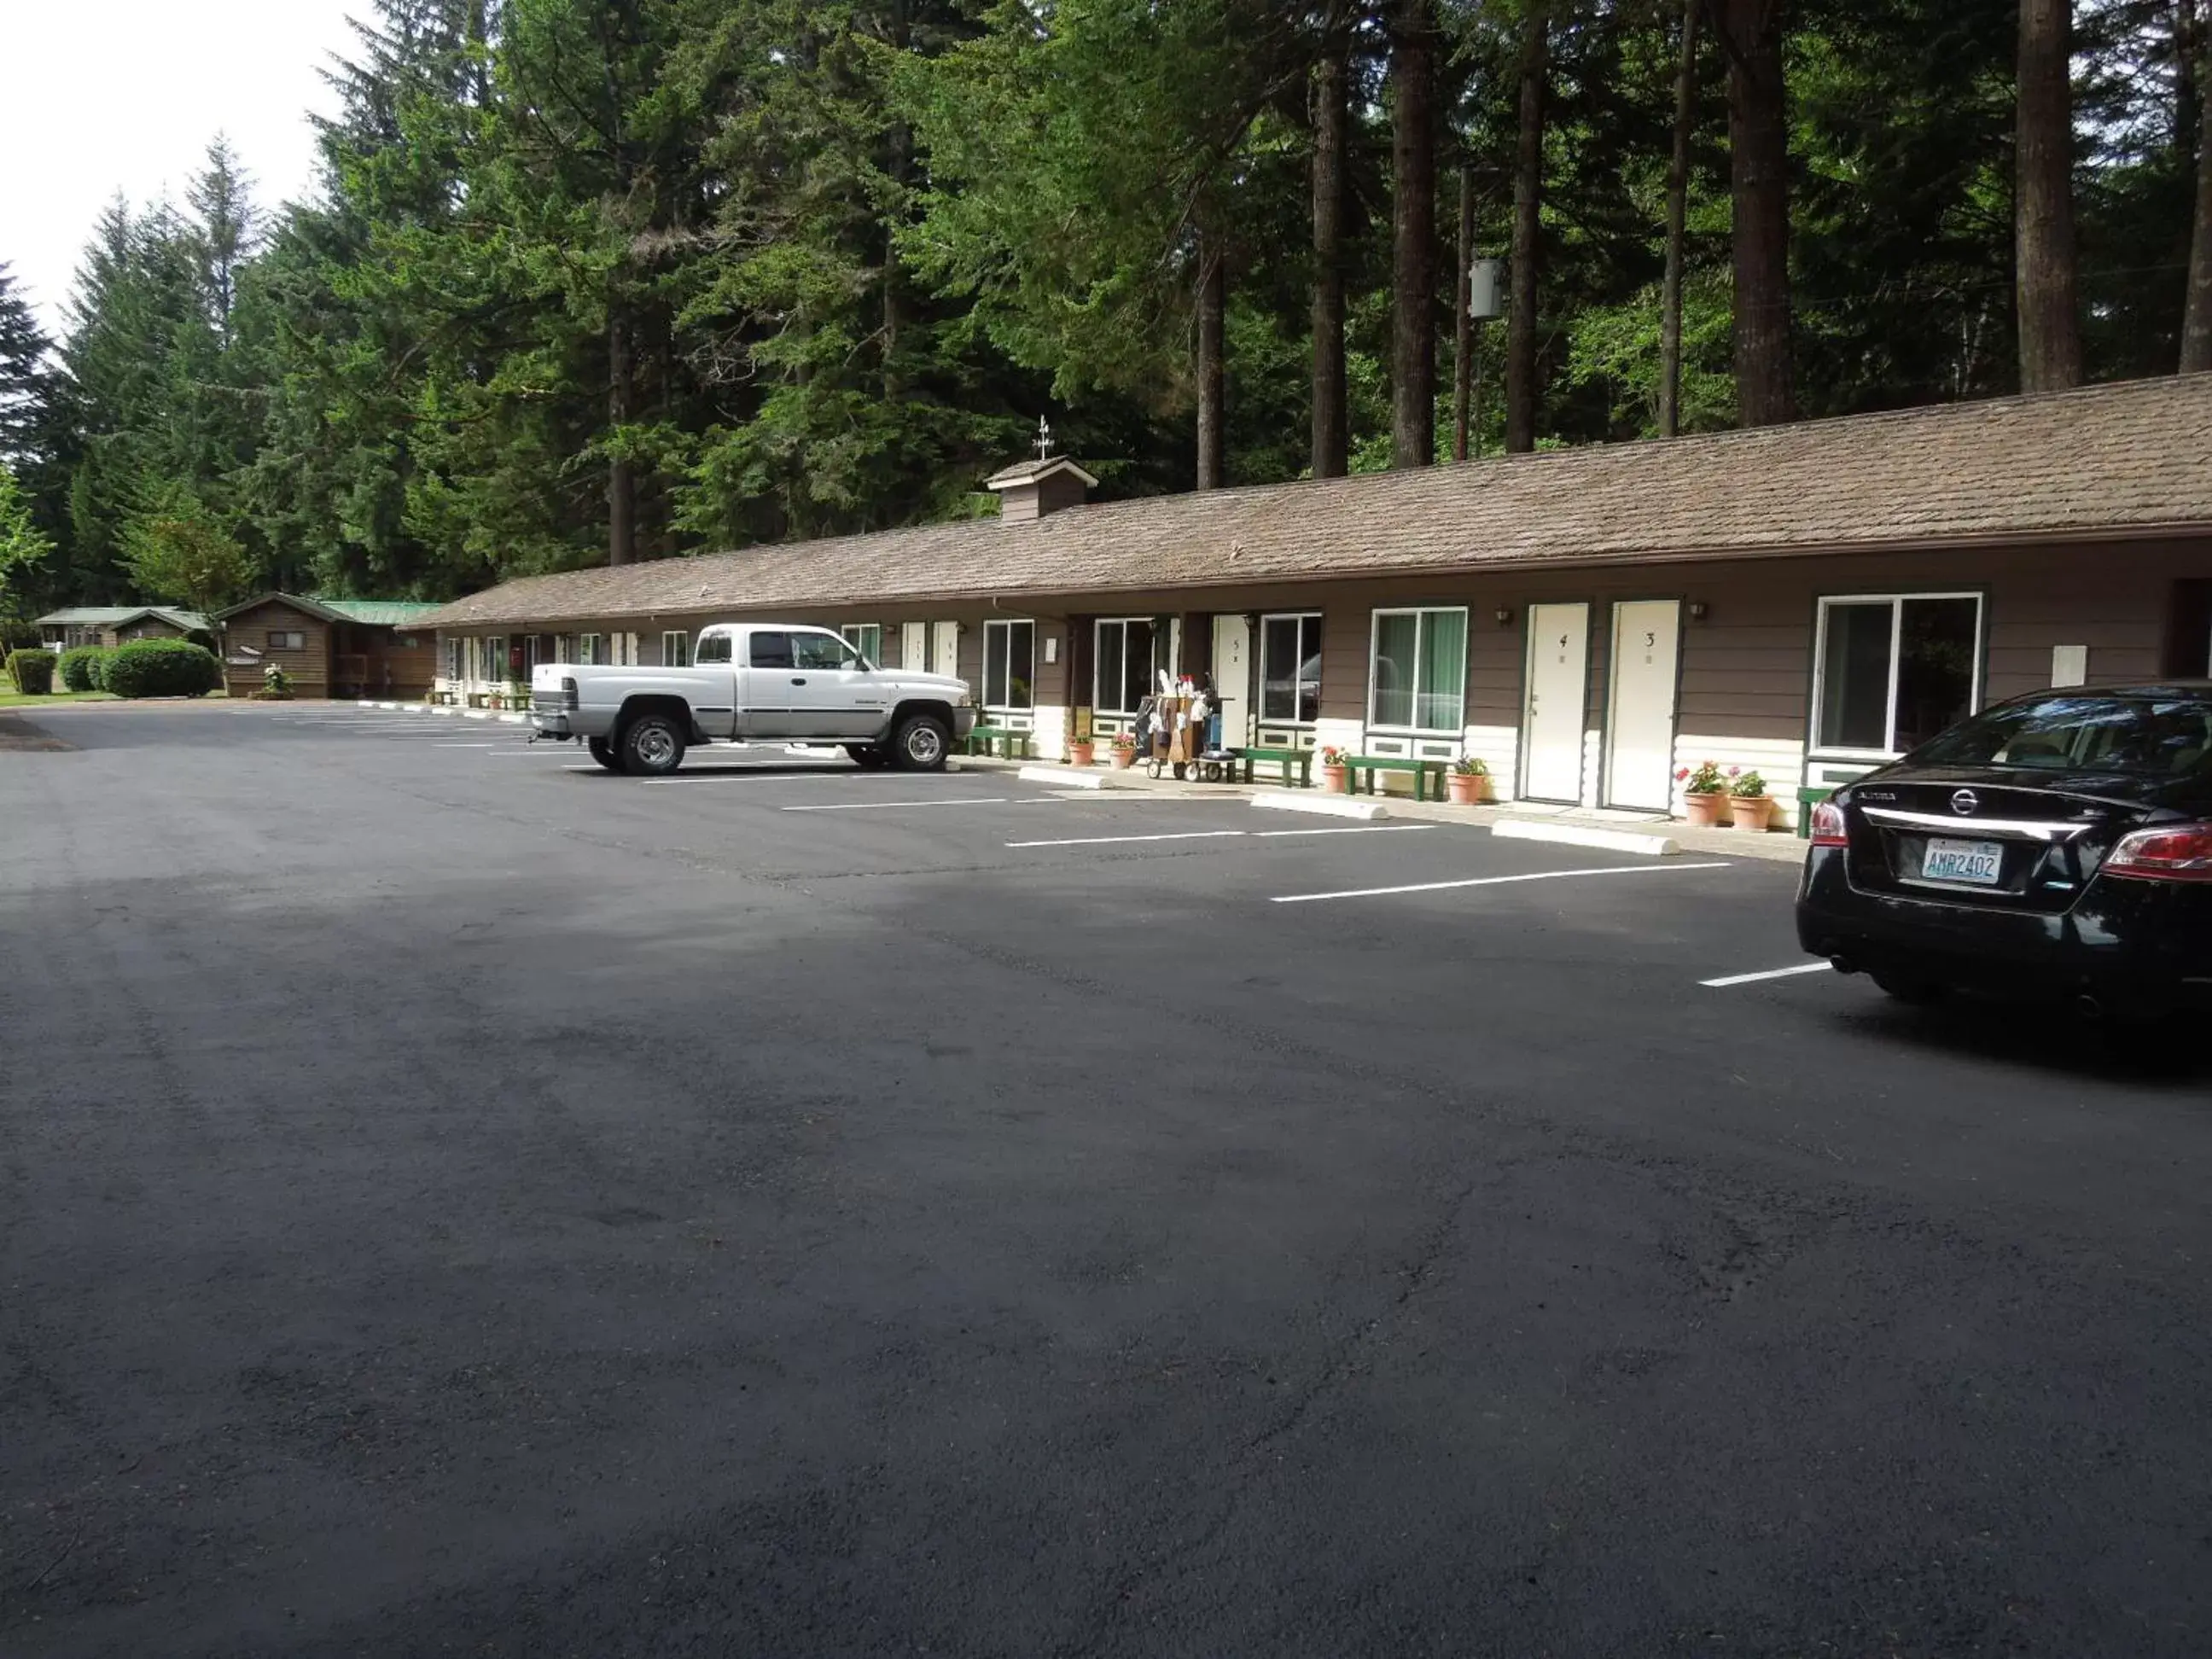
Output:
[{"left": 214, "top": 595, "right": 444, "bottom": 701}]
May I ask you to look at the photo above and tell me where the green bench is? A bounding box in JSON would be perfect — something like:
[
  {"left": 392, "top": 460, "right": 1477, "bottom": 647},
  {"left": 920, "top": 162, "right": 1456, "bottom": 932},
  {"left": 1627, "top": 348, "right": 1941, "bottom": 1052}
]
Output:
[
  {"left": 964, "top": 725, "right": 1033, "bottom": 760},
  {"left": 1234, "top": 745, "right": 1313, "bottom": 789},
  {"left": 1795, "top": 784, "right": 1836, "bottom": 839},
  {"left": 1343, "top": 754, "right": 1450, "bottom": 803}
]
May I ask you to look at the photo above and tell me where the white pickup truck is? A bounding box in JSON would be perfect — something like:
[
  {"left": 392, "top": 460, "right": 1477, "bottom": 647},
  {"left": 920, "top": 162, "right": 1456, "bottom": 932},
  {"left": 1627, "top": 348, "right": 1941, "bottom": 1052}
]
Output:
[{"left": 529, "top": 622, "right": 977, "bottom": 775}]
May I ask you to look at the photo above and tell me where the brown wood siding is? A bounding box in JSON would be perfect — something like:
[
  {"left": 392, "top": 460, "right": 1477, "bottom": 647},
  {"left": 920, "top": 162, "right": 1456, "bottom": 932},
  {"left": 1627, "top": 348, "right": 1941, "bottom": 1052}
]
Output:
[
  {"left": 223, "top": 600, "right": 331, "bottom": 697},
  {"left": 436, "top": 535, "right": 2210, "bottom": 742}
]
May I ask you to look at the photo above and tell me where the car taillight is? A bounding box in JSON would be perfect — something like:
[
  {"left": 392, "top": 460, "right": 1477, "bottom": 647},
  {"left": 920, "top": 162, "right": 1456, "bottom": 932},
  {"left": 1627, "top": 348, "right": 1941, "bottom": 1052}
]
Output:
[
  {"left": 2103, "top": 822, "right": 2212, "bottom": 882},
  {"left": 1808, "top": 800, "right": 1848, "bottom": 847}
]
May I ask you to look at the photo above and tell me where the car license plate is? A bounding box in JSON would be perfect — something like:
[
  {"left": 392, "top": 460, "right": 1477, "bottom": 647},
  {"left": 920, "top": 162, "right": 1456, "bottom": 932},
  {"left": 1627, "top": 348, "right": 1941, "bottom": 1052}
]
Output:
[{"left": 1921, "top": 837, "right": 2005, "bottom": 886}]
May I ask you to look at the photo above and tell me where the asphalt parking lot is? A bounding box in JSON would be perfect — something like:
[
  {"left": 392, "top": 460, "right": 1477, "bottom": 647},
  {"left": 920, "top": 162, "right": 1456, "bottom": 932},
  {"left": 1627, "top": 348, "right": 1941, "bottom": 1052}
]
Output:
[{"left": 5, "top": 701, "right": 2210, "bottom": 1657}]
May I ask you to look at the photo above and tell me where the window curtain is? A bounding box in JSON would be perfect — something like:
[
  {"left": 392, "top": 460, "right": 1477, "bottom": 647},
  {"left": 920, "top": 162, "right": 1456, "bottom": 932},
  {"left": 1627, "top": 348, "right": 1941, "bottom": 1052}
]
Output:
[
  {"left": 1416, "top": 610, "right": 1466, "bottom": 732},
  {"left": 1372, "top": 614, "right": 1419, "bottom": 728}
]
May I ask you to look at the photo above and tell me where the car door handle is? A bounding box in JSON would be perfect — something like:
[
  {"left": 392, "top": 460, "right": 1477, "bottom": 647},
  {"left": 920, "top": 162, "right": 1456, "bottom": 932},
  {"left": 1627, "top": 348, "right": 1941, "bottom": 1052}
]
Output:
[{"left": 790, "top": 677, "right": 807, "bottom": 685}]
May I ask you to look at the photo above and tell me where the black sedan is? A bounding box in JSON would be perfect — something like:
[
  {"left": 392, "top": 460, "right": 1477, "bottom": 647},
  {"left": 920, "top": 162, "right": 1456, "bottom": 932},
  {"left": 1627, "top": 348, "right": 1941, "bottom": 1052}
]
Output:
[{"left": 1796, "top": 683, "right": 2212, "bottom": 1019}]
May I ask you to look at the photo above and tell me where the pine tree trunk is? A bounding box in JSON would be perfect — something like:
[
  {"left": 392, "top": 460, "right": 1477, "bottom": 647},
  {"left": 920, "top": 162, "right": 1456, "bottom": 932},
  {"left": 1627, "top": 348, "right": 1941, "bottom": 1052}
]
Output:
[
  {"left": 608, "top": 311, "right": 636, "bottom": 567},
  {"left": 1660, "top": 0, "right": 1698, "bottom": 437},
  {"left": 2017, "top": 0, "right": 2083, "bottom": 392},
  {"left": 2179, "top": 1, "right": 2202, "bottom": 169},
  {"left": 2184, "top": 9, "right": 2212, "bottom": 371},
  {"left": 1312, "top": 46, "right": 1350, "bottom": 477},
  {"left": 1196, "top": 237, "right": 1226, "bottom": 491},
  {"left": 1716, "top": 0, "right": 1796, "bottom": 426},
  {"left": 1453, "top": 167, "right": 1475, "bottom": 462},
  {"left": 1390, "top": 0, "right": 1438, "bottom": 470},
  {"left": 1505, "top": 10, "right": 1547, "bottom": 455},
  {"left": 884, "top": 0, "right": 911, "bottom": 401}
]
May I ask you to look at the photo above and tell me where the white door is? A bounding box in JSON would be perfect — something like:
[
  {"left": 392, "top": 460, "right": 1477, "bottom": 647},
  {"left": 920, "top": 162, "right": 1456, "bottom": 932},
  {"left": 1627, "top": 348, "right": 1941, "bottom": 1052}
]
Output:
[
  {"left": 931, "top": 620, "right": 959, "bottom": 680},
  {"left": 1210, "top": 614, "right": 1251, "bottom": 747},
  {"left": 1522, "top": 603, "right": 1591, "bottom": 803},
  {"left": 901, "top": 621, "right": 927, "bottom": 672},
  {"left": 1603, "top": 601, "right": 1682, "bottom": 811}
]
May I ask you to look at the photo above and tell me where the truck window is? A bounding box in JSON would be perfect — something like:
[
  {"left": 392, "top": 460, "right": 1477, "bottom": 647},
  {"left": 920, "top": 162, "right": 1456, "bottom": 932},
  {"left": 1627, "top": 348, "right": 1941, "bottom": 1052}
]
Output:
[
  {"left": 748, "top": 632, "right": 795, "bottom": 669},
  {"left": 696, "top": 632, "right": 732, "bottom": 666},
  {"left": 791, "top": 632, "right": 861, "bottom": 672}
]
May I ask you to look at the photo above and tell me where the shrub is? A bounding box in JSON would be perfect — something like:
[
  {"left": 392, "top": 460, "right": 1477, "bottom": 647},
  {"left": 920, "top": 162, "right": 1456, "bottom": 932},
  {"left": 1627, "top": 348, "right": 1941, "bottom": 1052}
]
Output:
[
  {"left": 57, "top": 645, "right": 107, "bottom": 692},
  {"left": 102, "top": 637, "right": 223, "bottom": 699},
  {"left": 7, "top": 648, "right": 55, "bottom": 695},
  {"left": 87, "top": 649, "right": 115, "bottom": 691}
]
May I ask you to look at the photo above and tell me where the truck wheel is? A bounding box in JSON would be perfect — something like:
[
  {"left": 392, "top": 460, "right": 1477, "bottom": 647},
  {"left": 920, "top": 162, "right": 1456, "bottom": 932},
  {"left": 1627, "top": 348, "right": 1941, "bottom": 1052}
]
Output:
[
  {"left": 587, "top": 736, "right": 625, "bottom": 773},
  {"left": 845, "top": 743, "right": 893, "bottom": 771},
  {"left": 620, "top": 713, "right": 687, "bottom": 777},
  {"left": 890, "top": 713, "right": 951, "bottom": 772}
]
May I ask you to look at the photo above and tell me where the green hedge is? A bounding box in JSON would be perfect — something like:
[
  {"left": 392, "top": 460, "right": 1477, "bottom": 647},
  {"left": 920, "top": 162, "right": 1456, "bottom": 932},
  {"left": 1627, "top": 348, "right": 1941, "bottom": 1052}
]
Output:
[
  {"left": 102, "top": 638, "right": 223, "bottom": 699},
  {"left": 57, "top": 645, "right": 109, "bottom": 692},
  {"left": 6, "top": 648, "right": 55, "bottom": 695}
]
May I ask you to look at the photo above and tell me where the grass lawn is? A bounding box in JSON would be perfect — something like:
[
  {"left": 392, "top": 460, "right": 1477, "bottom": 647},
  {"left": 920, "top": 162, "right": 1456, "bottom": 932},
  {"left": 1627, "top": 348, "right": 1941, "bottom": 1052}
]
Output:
[{"left": 0, "top": 675, "right": 121, "bottom": 708}]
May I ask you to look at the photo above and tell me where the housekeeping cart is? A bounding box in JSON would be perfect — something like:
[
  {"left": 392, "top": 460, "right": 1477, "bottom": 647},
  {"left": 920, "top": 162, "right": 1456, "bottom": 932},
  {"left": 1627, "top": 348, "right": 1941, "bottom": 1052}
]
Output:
[{"left": 1138, "top": 696, "right": 1239, "bottom": 782}]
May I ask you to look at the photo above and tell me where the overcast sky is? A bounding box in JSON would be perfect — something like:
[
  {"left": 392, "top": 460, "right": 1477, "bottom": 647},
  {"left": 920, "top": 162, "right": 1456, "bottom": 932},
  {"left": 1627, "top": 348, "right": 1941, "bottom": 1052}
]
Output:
[{"left": 0, "top": 0, "right": 361, "bottom": 333}]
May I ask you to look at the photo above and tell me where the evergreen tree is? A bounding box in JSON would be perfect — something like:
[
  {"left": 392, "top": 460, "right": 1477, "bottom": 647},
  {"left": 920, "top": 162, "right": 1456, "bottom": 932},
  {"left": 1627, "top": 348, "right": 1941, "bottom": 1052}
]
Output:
[
  {"left": 0, "top": 264, "right": 56, "bottom": 469},
  {"left": 0, "top": 463, "right": 53, "bottom": 631},
  {"left": 14, "top": 0, "right": 2205, "bottom": 606}
]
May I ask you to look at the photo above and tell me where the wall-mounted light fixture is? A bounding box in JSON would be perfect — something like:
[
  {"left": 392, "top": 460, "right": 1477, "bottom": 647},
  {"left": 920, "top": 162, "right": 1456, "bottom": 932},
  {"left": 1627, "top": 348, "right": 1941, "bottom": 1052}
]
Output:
[
  {"left": 1687, "top": 602, "right": 1709, "bottom": 621},
  {"left": 1494, "top": 606, "right": 1516, "bottom": 627}
]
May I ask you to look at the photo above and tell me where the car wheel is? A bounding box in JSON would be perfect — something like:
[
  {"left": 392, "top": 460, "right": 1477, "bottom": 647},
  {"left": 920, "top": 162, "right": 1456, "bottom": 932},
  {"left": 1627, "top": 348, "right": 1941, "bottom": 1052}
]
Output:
[
  {"left": 845, "top": 743, "right": 893, "bottom": 771},
  {"left": 891, "top": 713, "right": 950, "bottom": 772},
  {"left": 587, "top": 736, "right": 625, "bottom": 773},
  {"left": 620, "top": 713, "right": 687, "bottom": 777},
  {"left": 1871, "top": 971, "right": 1945, "bottom": 1006}
]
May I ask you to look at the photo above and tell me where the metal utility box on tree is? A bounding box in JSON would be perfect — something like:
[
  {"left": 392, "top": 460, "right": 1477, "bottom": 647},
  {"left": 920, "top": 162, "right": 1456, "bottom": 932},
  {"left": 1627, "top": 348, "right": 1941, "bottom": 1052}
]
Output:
[{"left": 1467, "top": 259, "right": 1505, "bottom": 322}]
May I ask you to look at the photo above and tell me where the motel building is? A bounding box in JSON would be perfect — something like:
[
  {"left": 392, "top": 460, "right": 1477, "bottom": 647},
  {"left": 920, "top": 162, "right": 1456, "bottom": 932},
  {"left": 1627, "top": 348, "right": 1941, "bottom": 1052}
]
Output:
[{"left": 419, "top": 376, "right": 2212, "bottom": 829}]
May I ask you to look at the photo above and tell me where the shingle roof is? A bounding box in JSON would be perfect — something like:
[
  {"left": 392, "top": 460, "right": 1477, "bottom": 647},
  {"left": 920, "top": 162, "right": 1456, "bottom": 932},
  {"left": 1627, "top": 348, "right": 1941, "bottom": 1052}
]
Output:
[
  {"left": 36, "top": 606, "right": 208, "bottom": 630},
  {"left": 984, "top": 455, "right": 1100, "bottom": 489},
  {"left": 421, "top": 375, "right": 2212, "bottom": 631}
]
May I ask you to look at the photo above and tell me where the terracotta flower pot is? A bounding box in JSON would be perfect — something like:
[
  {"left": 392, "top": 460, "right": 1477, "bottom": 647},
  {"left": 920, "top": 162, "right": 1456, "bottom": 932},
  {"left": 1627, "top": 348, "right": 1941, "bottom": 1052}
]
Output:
[
  {"left": 1682, "top": 791, "right": 1728, "bottom": 828},
  {"left": 1321, "top": 764, "right": 1350, "bottom": 795},
  {"left": 1110, "top": 745, "right": 1137, "bottom": 770},
  {"left": 1447, "top": 771, "right": 1488, "bottom": 806},
  {"left": 1730, "top": 795, "right": 1773, "bottom": 832},
  {"left": 1068, "top": 741, "right": 1097, "bottom": 767}
]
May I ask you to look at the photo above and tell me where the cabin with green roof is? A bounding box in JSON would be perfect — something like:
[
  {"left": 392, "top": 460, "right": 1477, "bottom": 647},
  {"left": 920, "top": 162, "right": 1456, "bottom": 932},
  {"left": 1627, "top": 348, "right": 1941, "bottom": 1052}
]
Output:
[{"left": 211, "top": 593, "right": 445, "bottom": 701}]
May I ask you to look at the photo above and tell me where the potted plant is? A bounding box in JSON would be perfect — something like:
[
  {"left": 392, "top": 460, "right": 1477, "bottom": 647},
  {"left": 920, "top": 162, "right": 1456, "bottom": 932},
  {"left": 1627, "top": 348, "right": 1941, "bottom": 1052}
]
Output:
[
  {"left": 1447, "top": 755, "right": 1490, "bottom": 805},
  {"left": 1319, "top": 745, "right": 1351, "bottom": 794},
  {"left": 1728, "top": 767, "right": 1774, "bottom": 831},
  {"left": 1677, "top": 760, "right": 1729, "bottom": 826},
  {"left": 1068, "top": 735, "right": 1097, "bottom": 766},
  {"left": 1109, "top": 732, "right": 1138, "bottom": 769}
]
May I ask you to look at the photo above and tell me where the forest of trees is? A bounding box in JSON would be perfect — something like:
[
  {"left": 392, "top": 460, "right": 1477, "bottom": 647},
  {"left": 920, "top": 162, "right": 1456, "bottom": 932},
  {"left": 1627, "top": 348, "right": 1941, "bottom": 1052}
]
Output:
[{"left": 1, "top": 0, "right": 2208, "bottom": 626}]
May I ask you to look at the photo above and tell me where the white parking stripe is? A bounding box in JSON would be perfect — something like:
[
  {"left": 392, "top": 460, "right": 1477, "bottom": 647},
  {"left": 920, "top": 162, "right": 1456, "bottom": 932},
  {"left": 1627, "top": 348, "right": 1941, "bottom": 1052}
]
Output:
[
  {"left": 1005, "top": 830, "right": 1248, "bottom": 849},
  {"left": 1251, "top": 824, "right": 1435, "bottom": 839},
  {"left": 779, "top": 797, "right": 1017, "bottom": 812},
  {"left": 1271, "top": 862, "right": 1733, "bottom": 905},
  {"left": 1700, "top": 962, "right": 1833, "bottom": 988}
]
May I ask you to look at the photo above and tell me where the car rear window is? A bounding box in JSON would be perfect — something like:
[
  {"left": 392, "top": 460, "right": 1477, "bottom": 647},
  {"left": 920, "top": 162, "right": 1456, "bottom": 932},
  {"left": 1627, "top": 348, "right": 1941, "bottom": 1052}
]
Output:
[{"left": 1909, "top": 696, "right": 2212, "bottom": 777}]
